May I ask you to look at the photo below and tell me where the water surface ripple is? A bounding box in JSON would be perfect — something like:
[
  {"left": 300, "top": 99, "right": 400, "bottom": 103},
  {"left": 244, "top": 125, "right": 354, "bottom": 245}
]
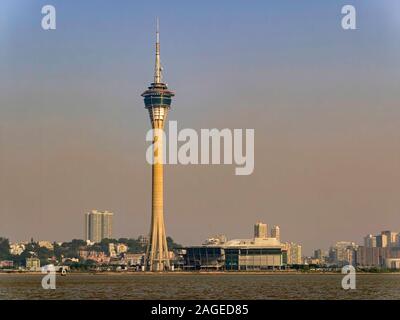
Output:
[{"left": 0, "top": 273, "right": 399, "bottom": 300}]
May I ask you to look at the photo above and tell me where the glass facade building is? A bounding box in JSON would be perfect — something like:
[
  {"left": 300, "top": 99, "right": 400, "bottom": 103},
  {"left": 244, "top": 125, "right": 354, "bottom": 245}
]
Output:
[
  {"left": 184, "top": 245, "right": 287, "bottom": 271},
  {"left": 184, "top": 247, "right": 225, "bottom": 270}
]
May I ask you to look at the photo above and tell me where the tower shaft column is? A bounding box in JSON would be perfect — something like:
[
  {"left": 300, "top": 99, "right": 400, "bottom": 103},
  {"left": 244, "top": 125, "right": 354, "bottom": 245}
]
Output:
[{"left": 146, "top": 116, "right": 170, "bottom": 271}]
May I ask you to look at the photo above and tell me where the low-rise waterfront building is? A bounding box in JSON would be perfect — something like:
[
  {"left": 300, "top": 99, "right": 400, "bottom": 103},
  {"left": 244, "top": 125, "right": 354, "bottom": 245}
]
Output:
[
  {"left": 0, "top": 260, "right": 14, "bottom": 268},
  {"left": 385, "top": 258, "right": 400, "bottom": 269},
  {"left": 138, "top": 235, "right": 148, "bottom": 246},
  {"left": 25, "top": 257, "right": 40, "bottom": 270},
  {"left": 62, "top": 257, "right": 79, "bottom": 264},
  {"left": 122, "top": 253, "right": 144, "bottom": 266},
  {"left": 88, "top": 251, "right": 110, "bottom": 264},
  {"left": 116, "top": 243, "right": 128, "bottom": 254},
  {"left": 109, "top": 243, "right": 117, "bottom": 258},
  {"left": 184, "top": 224, "right": 288, "bottom": 271}
]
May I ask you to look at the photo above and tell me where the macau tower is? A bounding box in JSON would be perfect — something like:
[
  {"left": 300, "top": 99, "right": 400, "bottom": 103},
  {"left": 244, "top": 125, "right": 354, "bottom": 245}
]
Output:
[{"left": 141, "top": 19, "right": 174, "bottom": 271}]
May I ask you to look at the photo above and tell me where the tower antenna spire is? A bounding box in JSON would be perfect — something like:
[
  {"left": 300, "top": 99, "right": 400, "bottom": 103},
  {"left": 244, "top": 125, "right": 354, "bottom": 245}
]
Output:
[{"left": 154, "top": 17, "right": 162, "bottom": 83}]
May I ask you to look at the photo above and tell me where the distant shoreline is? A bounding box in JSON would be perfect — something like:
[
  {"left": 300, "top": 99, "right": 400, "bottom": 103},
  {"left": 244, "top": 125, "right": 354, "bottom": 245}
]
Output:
[{"left": 1, "top": 271, "right": 399, "bottom": 276}]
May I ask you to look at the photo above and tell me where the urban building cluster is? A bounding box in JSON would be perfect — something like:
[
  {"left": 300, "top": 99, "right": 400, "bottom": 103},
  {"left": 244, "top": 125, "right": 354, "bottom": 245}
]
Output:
[
  {"left": 1, "top": 215, "right": 304, "bottom": 272},
  {"left": 306, "top": 230, "right": 400, "bottom": 269},
  {"left": 1, "top": 236, "right": 151, "bottom": 272},
  {"left": 1, "top": 211, "right": 399, "bottom": 272}
]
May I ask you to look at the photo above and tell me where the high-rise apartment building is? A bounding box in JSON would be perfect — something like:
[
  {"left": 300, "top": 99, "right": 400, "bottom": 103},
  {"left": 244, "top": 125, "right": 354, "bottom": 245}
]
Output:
[
  {"left": 271, "top": 226, "right": 280, "bottom": 241},
  {"left": 364, "top": 234, "right": 377, "bottom": 248},
  {"left": 330, "top": 241, "right": 358, "bottom": 266},
  {"left": 381, "top": 231, "right": 398, "bottom": 247},
  {"left": 284, "top": 242, "right": 302, "bottom": 265},
  {"left": 254, "top": 222, "right": 268, "bottom": 238},
  {"left": 25, "top": 257, "right": 40, "bottom": 270},
  {"left": 313, "top": 249, "right": 328, "bottom": 261},
  {"left": 376, "top": 234, "right": 388, "bottom": 248},
  {"left": 85, "top": 210, "right": 113, "bottom": 243}
]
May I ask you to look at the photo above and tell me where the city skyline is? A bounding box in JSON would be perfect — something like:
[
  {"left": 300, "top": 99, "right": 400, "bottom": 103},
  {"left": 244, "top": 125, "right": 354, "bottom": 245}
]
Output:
[
  {"left": 1, "top": 1, "right": 400, "bottom": 256},
  {"left": 5, "top": 214, "right": 400, "bottom": 259},
  {"left": 5, "top": 224, "right": 400, "bottom": 269}
]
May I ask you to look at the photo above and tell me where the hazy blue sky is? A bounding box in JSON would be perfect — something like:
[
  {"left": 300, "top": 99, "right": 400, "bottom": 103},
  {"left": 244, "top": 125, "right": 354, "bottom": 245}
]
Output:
[{"left": 1, "top": 0, "right": 399, "bottom": 254}]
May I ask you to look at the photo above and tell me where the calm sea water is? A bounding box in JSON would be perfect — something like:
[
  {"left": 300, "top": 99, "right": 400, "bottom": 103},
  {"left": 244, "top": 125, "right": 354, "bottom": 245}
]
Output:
[{"left": 0, "top": 273, "right": 399, "bottom": 300}]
